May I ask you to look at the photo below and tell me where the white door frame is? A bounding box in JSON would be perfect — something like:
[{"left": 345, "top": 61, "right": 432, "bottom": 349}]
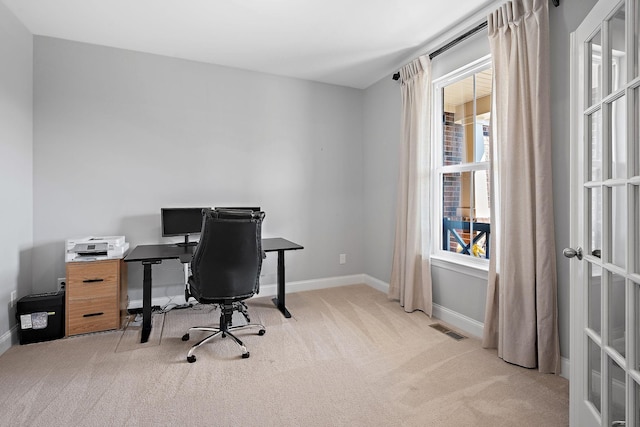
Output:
[{"left": 569, "top": 0, "right": 639, "bottom": 425}]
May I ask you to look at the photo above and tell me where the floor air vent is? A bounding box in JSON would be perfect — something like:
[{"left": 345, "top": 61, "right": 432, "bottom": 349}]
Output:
[{"left": 429, "top": 323, "right": 466, "bottom": 341}]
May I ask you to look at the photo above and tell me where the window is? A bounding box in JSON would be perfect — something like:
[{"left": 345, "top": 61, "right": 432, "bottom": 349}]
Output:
[{"left": 433, "top": 57, "right": 492, "bottom": 263}]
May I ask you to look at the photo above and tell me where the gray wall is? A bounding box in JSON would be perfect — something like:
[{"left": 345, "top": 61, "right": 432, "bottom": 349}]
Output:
[
  {"left": 33, "top": 37, "right": 364, "bottom": 301},
  {"left": 362, "top": 0, "right": 600, "bottom": 358},
  {"left": 550, "top": 0, "right": 599, "bottom": 358},
  {"left": 0, "top": 3, "right": 33, "bottom": 340},
  {"left": 362, "top": 77, "right": 399, "bottom": 281}
]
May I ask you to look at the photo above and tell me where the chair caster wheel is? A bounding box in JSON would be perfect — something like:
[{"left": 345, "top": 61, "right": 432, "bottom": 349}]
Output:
[
  {"left": 187, "top": 355, "right": 196, "bottom": 363},
  {"left": 258, "top": 329, "right": 266, "bottom": 336},
  {"left": 242, "top": 352, "right": 250, "bottom": 359},
  {"left": 182, "top": 333, "right": 190, "bottom": 341}
]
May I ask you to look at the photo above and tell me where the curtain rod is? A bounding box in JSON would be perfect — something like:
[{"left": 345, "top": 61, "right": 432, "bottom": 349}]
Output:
[{"left": 392, "top": 0, "right": 560, "bottom": 81}]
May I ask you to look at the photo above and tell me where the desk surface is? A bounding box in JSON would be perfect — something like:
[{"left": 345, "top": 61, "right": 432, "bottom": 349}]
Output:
[
  {"left": 124, "top": 243, "right": 195, "bottom": 263},
  {"left": 124, "top": 237, "right": 303, "bottom": 264},
  {"left": 261, "top": 237, "right": 304, "bottom": 252}
]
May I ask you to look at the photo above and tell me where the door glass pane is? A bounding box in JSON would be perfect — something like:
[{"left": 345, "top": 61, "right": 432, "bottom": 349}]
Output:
[
  {"left": 636, "top": 282, "right": 640, "bottom": 370},
  {"left": 588, "top": 337, "right": 602, "bottom": 413},
  {"left": 629, "top": 88, "right": 640, "bottom": 176},
  {"left": 589, "top": 29, "right": 603, "bottom": 105},
  {"left": 608, "top": 272, "right": 626, "bottom": 357},
  {"left": 635, "top": 380, "right": 640, "bottom": 426},
  {"left": 589, "top": 263, "right": 602, "bottom": 334},
  {"left": 590, "top": 109, "right": 603, "bottom": 182},
  {"left": 636, "top": 0, "right": 640, "bottom": 78},
  {"left": 635, "top": 185, "right": 640, "bottom": 274},
  {"left": 611, "top": 96, "right": 626, "bottom": 180},
  {"left": 611, "top": 185, "right": 626, "bottom": 269},
  {"left": 590, "top": 186, "right": 602, "bottom": 256},
  {"left": 635, "top": 87, "right": 639, "bottom": 176},
  {"left": 607, "top": 357, "right": 626, "bottom": 426},
  {"left": 608, "top": 4, "right": 627, "bottom": 92}
]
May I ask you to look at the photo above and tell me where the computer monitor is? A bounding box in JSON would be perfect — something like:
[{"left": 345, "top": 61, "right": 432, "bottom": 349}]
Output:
[{"left": 161, "top": 207, "right": 209, "bottom": 246}]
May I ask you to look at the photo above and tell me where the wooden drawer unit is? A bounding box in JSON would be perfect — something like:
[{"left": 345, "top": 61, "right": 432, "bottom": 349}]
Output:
[
  {"left": 66, "top": 296, "right": 120, "bottom": 336},
  {"left": 65, "top": 259, "right": 128, "bottom": 337}
]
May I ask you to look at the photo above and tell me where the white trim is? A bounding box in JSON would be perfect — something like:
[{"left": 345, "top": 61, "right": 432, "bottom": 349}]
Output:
[
  {"left": 362, "top": 274, "right": 487, "bottom": 340},
  {"left": 431, "top": 54, "right": 493, "bottom": 86},
  {"left": 127, "top": 274, "right": 368, "bottom": 309},
  {"left": 363, "top": 274, "right": 390, "bottom": 293},
  {"left": 0, "top": 325, "right": 18, "bottom": 356},
  {"left": 128, "top": 274, "right": 490, "bottom": 343},
  {"left": 431, "top": 56, "right": 494, "bottom": 266},
  {"left": 432, "top": 303, "right": 484, "bottom": 339},
  {"left": 260, "top": 274, "right": 367, "bottom": 297},
  {"left": 430, "top": 255, "right": 489, "bottom": 280},
  {"left": 560, "top": 356, "right": 570, "bottom": 380},
  {"left": 362, "top": 274, "right": 571, "bottom": 378}
]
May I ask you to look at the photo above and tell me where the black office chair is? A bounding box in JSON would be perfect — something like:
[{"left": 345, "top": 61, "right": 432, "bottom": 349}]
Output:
[{"left": 182, "top": 208, "right": 266, "bottom": 362}]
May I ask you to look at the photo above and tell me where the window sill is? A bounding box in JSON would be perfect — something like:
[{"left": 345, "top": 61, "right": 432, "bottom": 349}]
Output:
[{"left": 430, "top": 253, "right": 489, "bottom": 281}]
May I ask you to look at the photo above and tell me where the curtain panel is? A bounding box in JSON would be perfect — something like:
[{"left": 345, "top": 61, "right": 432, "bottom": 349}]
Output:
[
  {"left": 389, "top": 55, "right": 433, "bottom": 316},
  {"left": 482, "top": 0, "right": 561, "bottom": 373}
]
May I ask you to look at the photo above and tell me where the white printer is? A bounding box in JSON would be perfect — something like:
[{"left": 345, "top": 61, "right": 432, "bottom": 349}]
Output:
[{"left": 65, "top": 236, "right": 129, "bottom": 262}]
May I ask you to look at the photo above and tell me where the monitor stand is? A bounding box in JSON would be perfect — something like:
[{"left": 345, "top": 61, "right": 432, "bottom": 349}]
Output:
[{"left": 175, "top": 235, "right": 198, "bottom": 247}]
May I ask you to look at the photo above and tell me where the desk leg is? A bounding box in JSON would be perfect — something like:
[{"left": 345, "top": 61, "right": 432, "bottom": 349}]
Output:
[
  {"left": 141, "top": 261, "right": 155, "bottom": 343},
  {"left": 271, "top": 249, "right": 292, "bottom": 318}
]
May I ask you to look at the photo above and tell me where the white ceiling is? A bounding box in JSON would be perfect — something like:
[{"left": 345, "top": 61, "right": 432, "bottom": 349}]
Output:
[{"left": 2, "top": 0, "right": 495, "bottom": 89}]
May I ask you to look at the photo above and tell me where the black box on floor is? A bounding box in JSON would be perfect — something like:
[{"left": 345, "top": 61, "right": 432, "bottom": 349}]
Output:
[{"left": 16, "top": 291, "right": 65, "bottom": 345}]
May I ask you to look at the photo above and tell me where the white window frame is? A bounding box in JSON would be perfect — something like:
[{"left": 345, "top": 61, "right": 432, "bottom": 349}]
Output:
[{"left": 430, "top": 54, "right": 493, "bottom": 272}]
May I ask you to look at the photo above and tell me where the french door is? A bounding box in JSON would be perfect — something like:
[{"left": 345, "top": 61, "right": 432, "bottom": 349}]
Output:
[{"left": 568, "top": 0, "right": 640, "bottom": 426}]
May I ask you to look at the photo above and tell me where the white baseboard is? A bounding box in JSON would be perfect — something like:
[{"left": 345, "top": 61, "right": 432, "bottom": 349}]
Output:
[
  {"left": 361, "top": 275, "right": 571, "bottom": 377},
  {"left": 0, "top": 325, "right": 18, "bottom": 355},
  {"left": 127, "top": 274, "right": 368, "bottom": 309},
  {"left": 362, "top": 274, "right": 485, "bottom": 340},
  {"left": 432, "top": 303, "right": 484, "bottom": 339},
  {"left": 363, "top": 274, "right": 390, "bottom": 293},
  {"left": 560, "top": 356, "right": 569, "bottom": 380}
]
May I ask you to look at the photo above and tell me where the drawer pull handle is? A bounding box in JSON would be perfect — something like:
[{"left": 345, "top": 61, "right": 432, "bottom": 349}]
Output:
[
  {"left": 82, "top": 279, "right": 104, "bottom": 283},
  {"left": 83, "top": 312, "right": 104, "bottom": 318}
]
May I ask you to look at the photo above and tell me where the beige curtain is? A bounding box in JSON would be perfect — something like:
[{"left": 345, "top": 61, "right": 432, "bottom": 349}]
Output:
[
  {"left": 389, "top": 55, "right": 432, "bottom": 316},
  {"left": 482, "top": 0, "right": 560, "bottom": 373}
]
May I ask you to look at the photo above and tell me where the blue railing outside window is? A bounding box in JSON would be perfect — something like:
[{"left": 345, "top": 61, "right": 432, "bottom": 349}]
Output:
[{"left": 442, "top": 218, "right": 490, "bottom": 259}]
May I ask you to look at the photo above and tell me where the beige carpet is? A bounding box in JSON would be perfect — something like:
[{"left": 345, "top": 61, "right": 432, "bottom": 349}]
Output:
[{"left": 0, "top": 284, "right": 568, "bottom": 426}]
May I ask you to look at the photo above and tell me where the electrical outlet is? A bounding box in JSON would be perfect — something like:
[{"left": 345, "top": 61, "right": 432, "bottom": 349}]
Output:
[
  {"left": 10, "top": 291, "right": 17, "bottom": 307},
  {"left": 57, "top": 278, "right": 66, "bottom": 291},
  {"left": 339, "top": 254, "right": 347, "bottom": 265}
]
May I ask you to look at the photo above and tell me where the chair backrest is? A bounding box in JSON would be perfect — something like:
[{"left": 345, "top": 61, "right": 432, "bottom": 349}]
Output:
[{"left": 189, "top": 208, "right": 265, "bottom": 302}]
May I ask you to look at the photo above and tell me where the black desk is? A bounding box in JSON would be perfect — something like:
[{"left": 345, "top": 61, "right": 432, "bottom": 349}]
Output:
[
  {"left": 261, "top": 238, "right": 304, "bottom": 318},
  {"left": 124, "top": 238, "right": 303, "bottom": 343}
]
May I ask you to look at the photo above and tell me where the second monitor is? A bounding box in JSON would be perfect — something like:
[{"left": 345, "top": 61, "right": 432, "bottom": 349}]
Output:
[
  {"left": 161, "top": 207, "right": 262, "bottom": 247},
  {"left": 161, "top": 207, "right": 208, "bottom": 247}
]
